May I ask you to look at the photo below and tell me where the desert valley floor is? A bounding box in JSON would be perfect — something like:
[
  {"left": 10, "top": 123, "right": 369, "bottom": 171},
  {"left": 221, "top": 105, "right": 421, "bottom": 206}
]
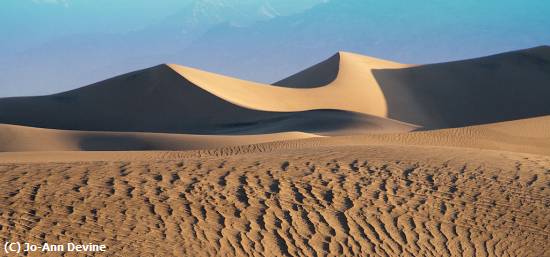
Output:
[{"left": 0, "top": 46, "right": 549, "bottom": 256}]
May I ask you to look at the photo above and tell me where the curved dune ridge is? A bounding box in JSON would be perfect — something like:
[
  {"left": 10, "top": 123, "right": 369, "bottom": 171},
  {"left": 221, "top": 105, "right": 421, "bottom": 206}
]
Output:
[
  {"left": 168, "top": 51, "right": 408, "bottom": 117},
  {"left": 1, "top": 46, "right": 549, "bottom": 136},
  {"left": 267, "top": 45, "right": 550, "bottom": 129},
  {"left": 0, "top": 54, "right": 416, "bottom": 135}
]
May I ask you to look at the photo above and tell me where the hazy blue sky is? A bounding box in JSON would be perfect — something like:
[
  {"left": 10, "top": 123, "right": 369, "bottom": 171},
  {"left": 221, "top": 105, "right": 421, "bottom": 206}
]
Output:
[{"left": 1, "top": 0, "right": 549, "bottom": 97}]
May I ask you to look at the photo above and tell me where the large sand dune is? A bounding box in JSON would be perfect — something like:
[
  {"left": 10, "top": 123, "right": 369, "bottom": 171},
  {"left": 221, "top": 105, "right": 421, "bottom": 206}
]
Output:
[
  {"left": 1, "top": 47, "right": 548, "bottom": 134},
  {"left": 0, "top": 63, "right": 415, "bottom": 135},
  {"left": 168, "top": 52, "right": 407, "bottom": 118},
  {"left": 277, "top": 46, "right": 550, "bottom": 128},
  {"left": 372, "top": 46, "right": 550, "bottom": 128}
]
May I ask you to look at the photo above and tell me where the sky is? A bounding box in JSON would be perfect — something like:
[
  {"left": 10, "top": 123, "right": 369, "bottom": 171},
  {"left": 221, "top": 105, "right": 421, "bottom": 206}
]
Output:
[{"left": 1, "top": 0, "right": 549, "bottom": 97}]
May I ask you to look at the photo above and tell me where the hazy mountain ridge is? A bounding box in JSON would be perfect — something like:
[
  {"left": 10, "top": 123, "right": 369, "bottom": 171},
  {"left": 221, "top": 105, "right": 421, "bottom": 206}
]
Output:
[{"left": 0, "top": 0, "right": 327, "bottom": 97}]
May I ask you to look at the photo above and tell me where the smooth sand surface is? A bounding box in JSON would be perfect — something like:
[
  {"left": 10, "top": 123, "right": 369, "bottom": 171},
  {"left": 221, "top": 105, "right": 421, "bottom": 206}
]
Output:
[
  {"left": 371, "top": 46, "right": 550, "bottom": 128},
  {"left": 0, "top": 123, "right": 321, "bottom": 152},
  {"left": 300, "top": 114, "right": 550, "bottom": 157},
  {"left": 1, "top": 115, "right": 548, "bottom": 155},
  {"left": 270, "top": 45, "right": 550, "bottom": 129},
  {"left": 169, "top": 52, "right": 407, "bottom": 117}
]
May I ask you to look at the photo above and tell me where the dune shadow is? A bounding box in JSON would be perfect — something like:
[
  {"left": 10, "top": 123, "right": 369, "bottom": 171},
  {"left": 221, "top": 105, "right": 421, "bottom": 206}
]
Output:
[
  {"left": 273, "top": 53, "right": 340, "bottom": 88},
  {"left": 209, "top": 109, "right": 413, "bottom": 135},
  {"left": 78, "top": 135, "right": 154, "bottom": 151},
  {"left": 372, "top": 46, "right": 550, "bottom": 129}
]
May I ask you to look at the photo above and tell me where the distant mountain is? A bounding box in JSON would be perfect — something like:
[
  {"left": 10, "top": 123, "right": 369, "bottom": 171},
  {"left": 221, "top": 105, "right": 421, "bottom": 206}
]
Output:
[
  {"left": 181, "top": 0, "right": 550, "bottom": 83},
  {"left": 144, "top": 0, "right": 326, "bottom": 47},
  {"left": 0, "top": 0, "right": 326, "bottom": 97}
]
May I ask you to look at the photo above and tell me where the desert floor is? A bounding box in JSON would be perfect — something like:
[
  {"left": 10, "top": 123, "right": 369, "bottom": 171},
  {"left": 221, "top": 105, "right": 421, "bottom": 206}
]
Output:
[{"left": 1, "top": 144, "right": 549, "bottom": 256}]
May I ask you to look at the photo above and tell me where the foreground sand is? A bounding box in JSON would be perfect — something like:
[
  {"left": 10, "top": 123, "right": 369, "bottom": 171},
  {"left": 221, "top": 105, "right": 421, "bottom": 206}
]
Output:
[{"left": 0, "top": 145, "right": 548, "bottom": 256}]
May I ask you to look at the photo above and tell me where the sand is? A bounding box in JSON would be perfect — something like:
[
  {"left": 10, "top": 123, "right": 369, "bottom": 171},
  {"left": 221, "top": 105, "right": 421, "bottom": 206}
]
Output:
[
  {"left": 0, "top": 123, "right": 320, "bottom": 152},
  {"left": 169, "top": 52, "right": 408, "bottom": 117},
  {"left": 2, "top": 47, "right": 549, "bottom": 134},
  {"left": 0, "top": 146, "right": 548, "bottom": 256},
  {"left": 1, "top": 115, "right": 549, "bottom": 155},
  {"left": 0, "top": 54, "right": 414, "bottom": 134},
  {"left": 0, "top": 47, "right": 549, "bottom": 256},
  {"left": 371, "top": 46, "right": 550, "bottom": 128}
]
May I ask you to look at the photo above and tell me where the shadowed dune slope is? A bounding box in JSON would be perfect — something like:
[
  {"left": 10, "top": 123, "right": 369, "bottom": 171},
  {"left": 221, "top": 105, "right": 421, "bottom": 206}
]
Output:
[
  {"left": 0, "top": 123, "right": 320, "bottom": 152},
  {"left": 272, "top": 53, "right": 341, "bottom": 88},
  {"left": 372, "top": 46, "right": 550, "bottom": 128},
  {"left": 273, "top": 51, "right": 408, "bottom": 89},
  {"left": 191, "top": 114, "right": 550, "bottom": 157},
  {"left": 0, "top": 64, "right": 416, "bottom": 135}
]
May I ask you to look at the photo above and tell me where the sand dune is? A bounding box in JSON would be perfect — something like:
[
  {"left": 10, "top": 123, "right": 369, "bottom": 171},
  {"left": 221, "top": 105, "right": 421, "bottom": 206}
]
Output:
[
  {"left": 0, "top": 110, "right": 416, "bottom": 152},
  {"left": 1, "top": 47, "right": 548, "bottom": 135},
  {"left": 276, "top": 46, "right": 550, "bottom": 128},
  {"left": 371, "top": 46, "right": 550, "bottom": 128},
  {"left": 169, "top": 52, "right": 407, "bottom": 117},
  {"left": 2, "top": 115, "right": 549, "bottom": 159},
  {"left": 0, "top": 123, "right": 321, "bottom": 152},
  {"left": 276, "top": 114, "right": 550, "bottom": 157},
  {"left": 0, "top": 62, "right": 416, "bottom": 135}
]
